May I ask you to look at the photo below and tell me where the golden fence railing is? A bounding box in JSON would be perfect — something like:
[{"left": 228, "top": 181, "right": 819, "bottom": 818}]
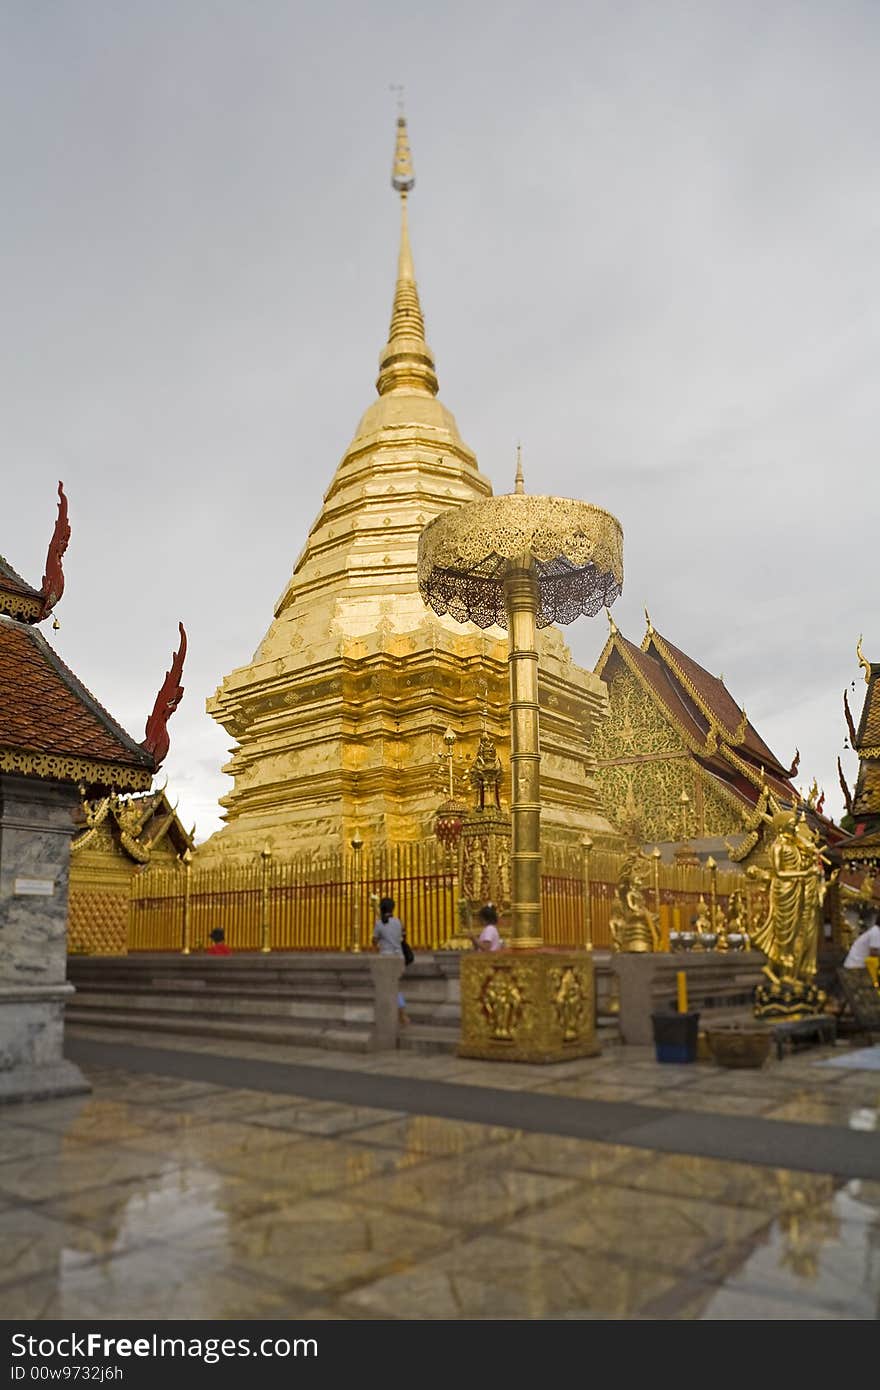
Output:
[
  {"left": 128, "top": 840, "right": 759, "bottom": 954},
  {"left": 129, "top": 841, "right": 459, "bottom": 954}
]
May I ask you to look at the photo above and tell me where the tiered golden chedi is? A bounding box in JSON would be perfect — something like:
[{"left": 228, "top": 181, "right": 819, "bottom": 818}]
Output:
[{"left": 201, "top": 118, "right": 614, "bottom": 860}]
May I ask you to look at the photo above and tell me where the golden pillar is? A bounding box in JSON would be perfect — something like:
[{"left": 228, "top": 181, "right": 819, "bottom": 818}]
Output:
[
  {"left": 180, "top": 848, "right": 193, "bottom": 956},
  {"left": 504, "top": 561, "right": 543, "bottom": 949},
  {"left": 350, "top": 828, "right": 364, "bottom": 954},
  {"left": 581, "top": 834, "right": 593, "bottom": 950},
  {"left": 260, "top": 844, "right": 272, "bottom": 954},
  {"left": 417, "top": 455, "right": 623, "bottom": 1061}
]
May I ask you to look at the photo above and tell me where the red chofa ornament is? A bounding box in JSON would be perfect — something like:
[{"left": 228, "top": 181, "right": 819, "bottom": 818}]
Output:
[
  {"left": 142, "top": 623, "right": 187, "bottom": 768},
  {"left": 38, "top": 481, "right": 70, "bottom": 620},
  {"left": 435, "top": 800, "right": 466, "bottom": 851}
]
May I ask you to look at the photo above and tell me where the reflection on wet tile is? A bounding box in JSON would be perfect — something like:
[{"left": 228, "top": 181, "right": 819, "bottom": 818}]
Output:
[
  {"left": 468, "top": 1132, "right": 634, "bottom": 1182},
  {"left": 0, "top": 1124, "right": 83, "bottom": 1166},
  {"left": 699, "top": 1201, "right": 880, "bottom": 1318},
  {"left": 343, "top": 1233, "right": 681, "bottom": 1319},
  {"left": 0, "top": 1206, "right": 134, "bottom": 1289},
  {"left": 122, "top": 1119, "right": 309, "bottom": 1163},
  {"left": 506, "top": 1182, "right": 772, "bottom": 1272},
  {"left": 605, "top": 1153, "right": 838, "bottom": 1213},
  {"left": 38, "top": 1167, "right": 264, "bottom": 1244},
  {"left": 249, "top": 1100, "right": 404, "bottom": 1137},
  {"left": 837, "top": 1178, "right": 880, "bottom": 1220},
  {"left": 161, "top": 1089, "right": 303, "bottom": 1121},
  {"left": 537, "top": 1080, "right": 656, "bottom": 1103},
  {"left": 206, "top": 1134, "right": 426, "bottom": 1198},
  {"left": 673, "top": 1284, "right": 848, "bottom": 1320},
  {"left": 0, "top": 1147, "right": 182, "bottom": 1204},
  {"left": 638, "top": 1090, "right": 780, "bottom": 1116},
  {"left": 348, "top": 1155, "right": 577, "bottom": 1226},
  {"left": 9, "top": 1251, "right": 316, "bottom": 1320},
  {"left": 167, "top": 1196, "right": 456, "bottom": 1291},
  {"left": 350, "top": 1114, "right": 516, "bottom": 1158},
  {"left": 764, "top": 1097, "right": 880, "bottom": 1129}
]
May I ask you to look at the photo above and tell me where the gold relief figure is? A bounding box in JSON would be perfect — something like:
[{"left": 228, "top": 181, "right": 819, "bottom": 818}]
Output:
[
  {"left": 609, "top": 850, "right": 661, "bottom": 952},
  {"left": 747, "top": 803, "right": 832, "bottom": 1016},
  {"left": 480, "top": 968, "right": 525, "bottom": 1041},
  {"left": 469, "top": 732, "right": 503, "bottom": 811},
  {"left": 551, "top": 966, "right": 587, "bottom": 1040}
]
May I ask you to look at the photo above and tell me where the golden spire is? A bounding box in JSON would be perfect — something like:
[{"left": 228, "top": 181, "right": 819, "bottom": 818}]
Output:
[
  {"left": 514, "top": 443, "right": 524, "bottom": 494},
  {"left": 376, "top": 112, "right": 439, "bottom": 398}
]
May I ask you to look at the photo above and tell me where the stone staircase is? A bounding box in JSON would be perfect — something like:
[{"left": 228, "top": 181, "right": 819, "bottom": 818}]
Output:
[
  {"left": 66, "top": 950, "right": 621, "bottom": 1056},
  {"left": 66, "top": 954, "right": 380, "bottom": 1052}
]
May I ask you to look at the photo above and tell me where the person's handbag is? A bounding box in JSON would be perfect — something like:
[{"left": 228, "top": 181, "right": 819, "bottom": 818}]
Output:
[{"left": 401, "top": 934, "right": 414, "bottom": 967}]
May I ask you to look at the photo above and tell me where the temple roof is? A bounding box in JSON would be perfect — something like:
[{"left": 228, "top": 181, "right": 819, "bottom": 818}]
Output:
[
  {"left": 843, "top": 637, "right": 880, "bottom": 824},
  {"left": 72, "top": 787, "right": 194, "bottom": 862},
  {"left": 595, "top": 618, "right": 819, "bottom": 825},
  {"left": 0, "top": 613, "right": 154, "bottom": 790},
  {"left": 0, "top": 555, "right": 43, "bottom": 623}
]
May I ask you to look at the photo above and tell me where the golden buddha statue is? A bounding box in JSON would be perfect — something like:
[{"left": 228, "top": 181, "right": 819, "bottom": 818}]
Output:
[{"left": 610, "top": 850, "right": 660, "bottom": 953}]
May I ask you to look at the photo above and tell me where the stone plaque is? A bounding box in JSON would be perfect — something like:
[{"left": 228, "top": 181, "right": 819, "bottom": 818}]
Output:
[{"left": 13, "top": 878, "right": 55, "bottom": 896}]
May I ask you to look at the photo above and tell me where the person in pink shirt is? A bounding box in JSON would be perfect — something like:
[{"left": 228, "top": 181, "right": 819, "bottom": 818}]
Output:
[{"left": 477, "top": 903, "right": 504, "bottom": 951}]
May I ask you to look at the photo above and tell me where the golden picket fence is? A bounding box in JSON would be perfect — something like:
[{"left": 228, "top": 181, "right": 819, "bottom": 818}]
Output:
[{"left": 128, "top": 840, "right": 759, "bottom": 955}]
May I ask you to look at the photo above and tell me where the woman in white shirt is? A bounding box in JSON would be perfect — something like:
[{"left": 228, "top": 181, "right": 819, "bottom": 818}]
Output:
[{"left": 843, "top": 916, "right": 880, "bottom": 969}]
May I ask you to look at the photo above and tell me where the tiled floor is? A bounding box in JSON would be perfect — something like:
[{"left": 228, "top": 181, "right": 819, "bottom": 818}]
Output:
[{"left": 1, "top": 1031, "right": 878, "bottom": 1319}]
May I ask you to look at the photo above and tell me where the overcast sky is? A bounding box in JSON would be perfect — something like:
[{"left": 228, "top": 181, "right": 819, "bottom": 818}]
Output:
[{"left": 2, "top": 1, "right": 877, "bottom": 840}]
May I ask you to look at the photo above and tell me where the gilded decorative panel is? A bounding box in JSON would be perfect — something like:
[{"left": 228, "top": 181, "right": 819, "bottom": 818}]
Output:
[
  {"left": 592, "top": 668, "right": 686, "bottom": 760},
  {"left": 595, "top": 758, "right": 741, "bottom": 843},
  {"left": 459, "top": 952, "right": 598, "bottom": 1062},
  {"left": 68, "top": 890, "right": 128, "bottom": 956}
]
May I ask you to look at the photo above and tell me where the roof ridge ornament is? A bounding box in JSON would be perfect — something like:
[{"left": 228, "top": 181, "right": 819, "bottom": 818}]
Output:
[
  {"left": 142, "top": 623, "right": 187, "bottom": 769},
  {"left": 856, "top": 634, "right": 871, "bottom": 685},
  {"left": 605, "top": 606, "right": 618, "bottom": 635},
  {"left": 38, "top": 481, "right": 70, "bottom": 622}
]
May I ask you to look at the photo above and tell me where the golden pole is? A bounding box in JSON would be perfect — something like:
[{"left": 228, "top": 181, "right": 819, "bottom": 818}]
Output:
[
  {"left": 260, "top": 844, "right": 272, "bottom": 953},
  {"left": 181, "top": 848, "right": 192, "bottom": 955},
  {"left": 503, "top": 559, "right": 542, "bottom": 949},
  {"left": 652, "top": 846, "right": 662, "bottom": 939},
  {"left": 707, "top": 855, "right": 717, "bottom": 940},
  {"left": 350, "top": 829, "right": 363, "bottom": 953},
  {"left": 581, "top": 835, "right": 593, "bottom": 950}
]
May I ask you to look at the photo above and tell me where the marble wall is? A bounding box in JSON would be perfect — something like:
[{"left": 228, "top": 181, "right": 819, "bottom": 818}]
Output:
[{"left": 0, "top": 774, "right": 89, "bottom": 1102}]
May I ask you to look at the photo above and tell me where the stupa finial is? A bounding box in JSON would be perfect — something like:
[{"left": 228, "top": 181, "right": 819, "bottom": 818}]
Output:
[
  {"left": 377, "top": 105, "right": 438, "bottom": 398},
  {"left": 514, "top": 444, "right": 525, "bottom": 494}
]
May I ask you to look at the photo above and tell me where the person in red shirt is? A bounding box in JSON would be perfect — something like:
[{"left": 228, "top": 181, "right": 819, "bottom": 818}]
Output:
[{"left": 206, "top": 928, "right": 231, "bottom": 956}]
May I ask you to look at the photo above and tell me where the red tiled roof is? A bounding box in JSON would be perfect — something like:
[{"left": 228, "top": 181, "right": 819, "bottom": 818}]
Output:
[
  {"left": 0, "top": 557, "right": 39, "bottom": 597},
  {"left": 649, "top": 632, "right": 790, "bottom": 776},
  {"left": 0, "top": 614, "right": 154, "bottom": 783}
]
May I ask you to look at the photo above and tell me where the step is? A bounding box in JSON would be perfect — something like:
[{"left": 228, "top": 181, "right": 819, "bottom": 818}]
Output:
[
  {"left": 68, "top": 992, "right": 374, "bottom": 1027},
  {"left": 64, "top": 1008, "right": 374, "bottom": 1052},
  {"left": 398, "top": 1024, "right": 460, "bottom": 1055}
]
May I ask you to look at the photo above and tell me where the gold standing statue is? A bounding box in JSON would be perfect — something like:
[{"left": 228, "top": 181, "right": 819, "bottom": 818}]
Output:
[{"left": 745, "top": 802, "right": 833, "bottom": 1017}]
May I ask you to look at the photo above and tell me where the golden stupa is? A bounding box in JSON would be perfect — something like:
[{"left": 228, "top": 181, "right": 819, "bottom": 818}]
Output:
[{"left": 201, "top": 117, "right": 614, "bottom": 860}]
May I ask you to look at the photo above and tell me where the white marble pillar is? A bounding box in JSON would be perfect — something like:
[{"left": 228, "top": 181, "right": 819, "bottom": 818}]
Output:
[{"left": 0, "top": 774, "right": 90, "bottom": 1102}]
